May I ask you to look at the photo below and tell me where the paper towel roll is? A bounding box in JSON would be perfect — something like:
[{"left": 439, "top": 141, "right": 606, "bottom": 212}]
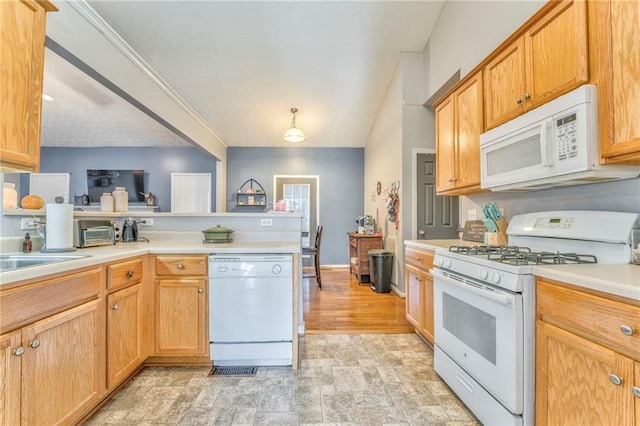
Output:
[{"left": 44, "top": 203, "right": 74, "bottom": 251}]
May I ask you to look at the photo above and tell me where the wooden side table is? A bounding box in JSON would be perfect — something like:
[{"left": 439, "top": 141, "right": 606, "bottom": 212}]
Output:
[{"left": 348, "top": 233, "right": 383, "bottom": 283}]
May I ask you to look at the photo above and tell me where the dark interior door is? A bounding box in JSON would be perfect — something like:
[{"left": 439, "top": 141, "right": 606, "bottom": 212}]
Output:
[{"left": 416, "top": 153, "right": 459, "bottom": 239}]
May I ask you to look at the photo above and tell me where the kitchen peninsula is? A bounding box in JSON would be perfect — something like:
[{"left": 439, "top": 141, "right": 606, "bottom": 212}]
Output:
[{"left": 0, "top": 211, "right": 303, "bottom": 425}]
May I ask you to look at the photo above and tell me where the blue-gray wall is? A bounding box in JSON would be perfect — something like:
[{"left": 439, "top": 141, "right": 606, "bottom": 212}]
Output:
[
  {"left": 227, "top": 147, "right": 365, "bottom": 265},
  {"left": 40, "top": 147, "right": 218, "bottom": 212}
]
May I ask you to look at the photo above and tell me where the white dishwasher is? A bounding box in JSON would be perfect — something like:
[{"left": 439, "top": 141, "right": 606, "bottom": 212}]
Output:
[{"left": 209, "top": 254, "right": 293, "bottom": 366}]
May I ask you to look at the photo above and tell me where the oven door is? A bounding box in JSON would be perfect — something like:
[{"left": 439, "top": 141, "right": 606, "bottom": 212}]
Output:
[{"left": 432, "top": 267, "right": 523, "bottom": 414}]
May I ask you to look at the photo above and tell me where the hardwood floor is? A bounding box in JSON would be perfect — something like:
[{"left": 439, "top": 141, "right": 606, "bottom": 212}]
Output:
[{"left": 303, "top": 267, "right": 415, "bottom": 334}]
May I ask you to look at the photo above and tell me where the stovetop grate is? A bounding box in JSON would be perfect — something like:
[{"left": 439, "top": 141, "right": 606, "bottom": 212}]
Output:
[{"left": 449, "top": 245, "right": 598, "bottom": 265}]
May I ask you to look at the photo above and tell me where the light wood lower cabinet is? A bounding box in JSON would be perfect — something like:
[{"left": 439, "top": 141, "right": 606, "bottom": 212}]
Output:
[
  {"left": 0, "top": 331, "right": 21, "bottom": 425},
  {"left": 404, "top": 247, "right": 435, "bottom": 344},
  {"left": 4, "top": 299, "right": 104, "bottom": 425},
  {"left": 536, "top": 278, "right": 640, "bottom": 425},
  {"left": 105, "top": 258, "right": 146, "bottom": 389},
  {"left": 153, "top": 255, "right": 208, "bottom": 358},
  {"left": 106, "top": 283, "right": 143, "bottom": 388},
  {"left": 0, "top": 267, "right": 104, "bottom": 425}
]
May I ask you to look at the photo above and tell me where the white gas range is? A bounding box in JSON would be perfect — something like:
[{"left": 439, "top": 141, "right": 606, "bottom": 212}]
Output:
[{"left": 431, "top": 210, "right": 639, "bottom": 426}]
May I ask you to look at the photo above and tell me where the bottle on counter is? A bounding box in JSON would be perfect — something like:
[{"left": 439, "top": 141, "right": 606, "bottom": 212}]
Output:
[
  {"left": 100, "top": 193, "right": 114, "bottom": 212},
  {"left": 3, "top": 183, "right": 17, "bottom": 209},
  {"left": 23, "top": 233, "right": 32, "bottom": 253},
  {"left": 112, "top": 187, "right": 128, "bottom": 212}
]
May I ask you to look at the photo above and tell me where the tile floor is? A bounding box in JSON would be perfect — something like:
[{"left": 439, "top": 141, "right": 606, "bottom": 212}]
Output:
[{"left": 86, "top": 334, "right": 479, "bottom": 425}]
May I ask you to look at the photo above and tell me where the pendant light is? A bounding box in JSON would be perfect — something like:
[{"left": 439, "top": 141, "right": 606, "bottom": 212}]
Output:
[{"left": 283, "top": 107, "right": 306, "bottom": 143}]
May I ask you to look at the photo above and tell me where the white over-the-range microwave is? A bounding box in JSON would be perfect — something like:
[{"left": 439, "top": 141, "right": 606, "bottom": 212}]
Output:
[{"left": 480, "top": 84, "right": 640, "bottom": 192}]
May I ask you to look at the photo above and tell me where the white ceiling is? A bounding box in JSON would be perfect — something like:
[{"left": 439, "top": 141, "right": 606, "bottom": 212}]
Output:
[{"left": 42, "top": 1, "right": 445, "bottom": 149}]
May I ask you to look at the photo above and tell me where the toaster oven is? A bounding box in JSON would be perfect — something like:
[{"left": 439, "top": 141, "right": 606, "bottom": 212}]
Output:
[{"left": 73, "top": 220, "right": 116, "bottom": 248}]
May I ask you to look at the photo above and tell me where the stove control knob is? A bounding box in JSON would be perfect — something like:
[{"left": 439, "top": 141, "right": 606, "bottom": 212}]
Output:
[
  {"left": 489, "top": 271, "right": 501, "bottom": 284},
  {"left": 434, "top": 257, "right": 443, "bottom": 267},
  {"left": 443, "top": 259, "right": 452, "bottom": 269},
  {"left": 478, "top": 269, "right": 489, "bottom": 280}
]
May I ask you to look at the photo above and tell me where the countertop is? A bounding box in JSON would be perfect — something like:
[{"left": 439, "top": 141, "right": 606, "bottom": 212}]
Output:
[
  {"left": 404, "top": 239, "right": 640, "bottom": 302},
  {"left": 0, "top": 240, "right": 300, "bottom": 286}
]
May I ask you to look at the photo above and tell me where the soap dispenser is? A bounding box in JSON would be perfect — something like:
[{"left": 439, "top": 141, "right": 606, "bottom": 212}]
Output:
[{"left": 23, "top": 232, "right": 32, "bottom": 253}]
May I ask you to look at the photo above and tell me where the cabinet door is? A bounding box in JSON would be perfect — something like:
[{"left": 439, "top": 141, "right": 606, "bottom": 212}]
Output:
[
  {"left": 21, "top": 300, "right": 104, "bottom": 425},
  {"left": 405, "top": 265, "right": 424, "bottom": 332},
  {"left": 0, "top": 332, "right": 21, "bottom": 426},
  {"left": 421, "top": 269, "right": 434, "bottom": 345},
  {"left": 435, "top": 96, "right": 456, "bottom": 192},
  {"left": 155, "top": 278, "right": 207, "bottom": 356},
  {"left": 0, "top": 0, "right": 50, "bottom": 172},
  {"left": 525, "top": 0, "right": 589, "bottom": 109},
  {"left": 536, "top": 320, "right": 634, "bottom": 426},
  {"left": 483, "top": 37, "right": 526, "bottom": 129},
  {"left": 597, "top": 0, "right": 640, "bottom": 163},
  {"left": 454, "top": 73, "right": 484, "bottom": 190},
  {"left": 107, "top": 284, "right": 143, "bottom": 389},
  {"left": 636, "top": 362, "right": 640, "bottom": 425}
]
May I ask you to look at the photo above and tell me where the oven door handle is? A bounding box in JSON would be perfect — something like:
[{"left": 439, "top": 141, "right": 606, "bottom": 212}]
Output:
[{"left": 431, "top": 268, "right": 513, "bottom": 307}]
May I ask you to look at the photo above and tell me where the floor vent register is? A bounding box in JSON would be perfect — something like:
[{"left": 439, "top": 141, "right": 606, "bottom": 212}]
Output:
[{"left": 209, "top": 366, "right": 259, "bottom": 376}]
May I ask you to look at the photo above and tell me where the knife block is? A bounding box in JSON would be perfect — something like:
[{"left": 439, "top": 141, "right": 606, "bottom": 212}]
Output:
[{"left": 486, "top": 218, "right": 509, "bottom": 246}]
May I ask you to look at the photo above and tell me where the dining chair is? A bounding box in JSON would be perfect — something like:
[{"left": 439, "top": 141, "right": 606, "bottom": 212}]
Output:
[{"left": 302, "top": 225, "right": 323, "bottom": 288}]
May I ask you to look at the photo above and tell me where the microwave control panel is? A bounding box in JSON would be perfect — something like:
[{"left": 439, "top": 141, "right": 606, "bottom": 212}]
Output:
[{"left": 555, "top": 112, "right": 578, "bottom": 161}]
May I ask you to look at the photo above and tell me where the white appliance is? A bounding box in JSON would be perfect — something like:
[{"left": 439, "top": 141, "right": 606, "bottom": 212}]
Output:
[
  {"left": 431, "top": 210, "right": 639, "bottom": 426},
  {"left": 480, "top": 85, "right": 640, "bottom": 192},
  {"left": 209, "top": 254, "right": 293, "bottom": 366}
]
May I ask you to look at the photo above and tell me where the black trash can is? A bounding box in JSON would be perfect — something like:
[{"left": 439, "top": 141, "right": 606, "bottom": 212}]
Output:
[{"left": 368, "top": 249, "right": 394, "bottom": 293}]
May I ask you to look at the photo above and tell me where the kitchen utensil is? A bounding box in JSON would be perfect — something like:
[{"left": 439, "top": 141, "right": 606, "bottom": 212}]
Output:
[
  {"left": 202, "top": 225, "right": 234, "bottom": 243},
  {"left": 122, "top": 217, "right": 138, "bottom": 242}
]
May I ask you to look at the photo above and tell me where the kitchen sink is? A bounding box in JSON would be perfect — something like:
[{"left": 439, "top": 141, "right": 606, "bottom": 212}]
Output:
[{"left": 0, "top": 254, "right": 89, "bottom": 272}]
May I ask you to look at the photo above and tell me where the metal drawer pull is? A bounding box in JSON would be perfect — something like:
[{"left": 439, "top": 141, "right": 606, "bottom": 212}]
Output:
[
  {"left": 30, "top": 340, "right": 40, "bottom": 349},
  {"left": 620, "top": 325, "right": 635, "bottom": 336},
  {"left": 13, "top": 347, "right": 25, "bottom": 356},
  {"left": 112, "top": 303, "right": 120, "bottom": 310},
  {"left": 198, "top": 288, "right": 204, "bottom": 294},
  {"left": 632, "top": 386, "right": 640, "bottom": 398},
  {"left": 609, "top": 374, "right": 623, "bottom": 386},
  {"left": 127, "top": 270, "right": 134, "bottom": 279},
  {"left": 176, "top": 263, "right": 184, "bottom": 270}
]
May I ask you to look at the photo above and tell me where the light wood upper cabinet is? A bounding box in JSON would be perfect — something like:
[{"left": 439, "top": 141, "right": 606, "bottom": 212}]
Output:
[
  {"left": 435, "top": 72, "right": 484, "bottom": 195},
  {"left": 536, "top": 278, "right": 640, "bottom": 425},
  {"left": 0, "top": 0, "right": 56, "bottom": 172},
  {"left": 484, "top": 0, "right": 589, "bottom": 129},
  {"left": 593, "top": 0, "right": 640, "bottom": 164}
]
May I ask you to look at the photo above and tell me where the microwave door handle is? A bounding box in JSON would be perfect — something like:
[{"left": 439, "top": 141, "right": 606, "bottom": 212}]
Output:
[{"left": 540, "top": 119, "right": 555, "bottom": 167}]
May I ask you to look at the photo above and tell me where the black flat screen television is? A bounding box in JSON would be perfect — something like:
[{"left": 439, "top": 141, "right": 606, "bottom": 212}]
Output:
[{"left": 87, "top": 169, "right": 146, "bottom": 203}]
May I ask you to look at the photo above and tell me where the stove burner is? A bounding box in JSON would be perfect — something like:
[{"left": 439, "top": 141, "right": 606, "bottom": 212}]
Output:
[{"left": 489, "top": 251, "right": 598, "bottom": 265}]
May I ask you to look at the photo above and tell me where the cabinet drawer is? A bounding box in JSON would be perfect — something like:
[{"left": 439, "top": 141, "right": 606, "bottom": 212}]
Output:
[
  {"left": 0, "top": 267, "right": 101, "bottom": 334},
  {"left": 155, "top": 255, "right": 207, "bottom": 276},
  {"left": 537, "top": 279, "right": 640, "bottom": 360},
  {"left": 107, "top": 258, "right": 143, "bottom": 290},
  {"left": 405, "top": 247, "right": 434, "bottom": 271}
]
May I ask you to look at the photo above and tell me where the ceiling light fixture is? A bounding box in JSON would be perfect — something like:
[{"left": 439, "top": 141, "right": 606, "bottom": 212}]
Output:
[{"left": 283, "top": 107, "right": 306, "bottom": 143}]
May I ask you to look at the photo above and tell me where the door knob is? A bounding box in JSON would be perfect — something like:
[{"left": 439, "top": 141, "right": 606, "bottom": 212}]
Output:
[
  {"left": 176, "top": 263, "right": 184, "bottom": 270},
  {"left": 515, "top": 97, "right": 523, "bottom": 104},
  {"left": 419, "top": 230, "right": 426, "bottom": 236},
  {"left": 609, "top": 374, "right": 623, "bottom": 386}
]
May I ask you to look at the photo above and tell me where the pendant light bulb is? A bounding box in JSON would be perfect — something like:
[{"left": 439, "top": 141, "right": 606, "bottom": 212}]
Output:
[{"left": 284, "top": 107, "right": 306, "bottom": 143}]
